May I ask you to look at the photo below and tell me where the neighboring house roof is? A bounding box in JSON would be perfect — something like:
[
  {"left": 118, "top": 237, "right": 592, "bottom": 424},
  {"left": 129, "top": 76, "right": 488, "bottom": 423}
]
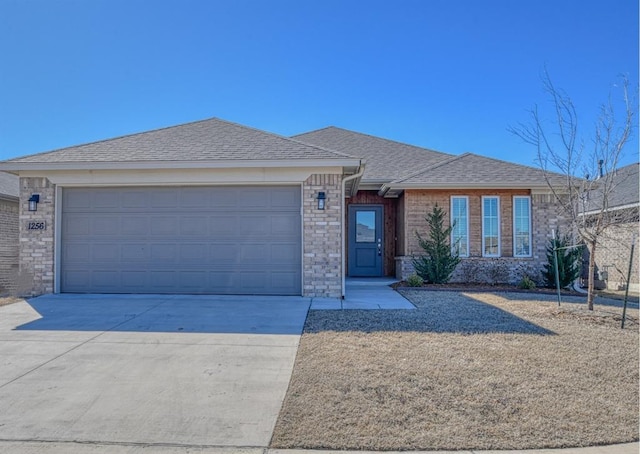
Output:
[
  {"left": 0, "top": 118, "right": 361, "bottom": 172},
  {"left": 293, "top": 126, "right": 453, "bottom": 184},
  {"left": 606, "top": 162, "right": 639, "bottom": 209},
  {"left": 585, "top": 162, "right": 639, "bottom": 214},
  {"left": 0, "top": 171, "right": 18, "bottom": 200}
]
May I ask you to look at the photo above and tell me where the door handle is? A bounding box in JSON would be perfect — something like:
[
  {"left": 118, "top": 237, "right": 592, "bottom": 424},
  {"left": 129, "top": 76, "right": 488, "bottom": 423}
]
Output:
[{"left": 377, "top": 239, "right": 382, "bottom": 256}]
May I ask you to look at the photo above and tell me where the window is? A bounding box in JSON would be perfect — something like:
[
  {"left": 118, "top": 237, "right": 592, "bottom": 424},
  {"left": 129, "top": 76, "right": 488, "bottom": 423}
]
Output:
[
  {"left": 450, "top": 196, "right": 469, "bottom": 257},
  {"left": 513, "top": 196, "right": 532, "bottom": 257},
  {"left": 482, "top": 196, "right": 500, "bottom": 257},
  {"left": 355, "top": 210, "right": 376, "bottom": 242}
]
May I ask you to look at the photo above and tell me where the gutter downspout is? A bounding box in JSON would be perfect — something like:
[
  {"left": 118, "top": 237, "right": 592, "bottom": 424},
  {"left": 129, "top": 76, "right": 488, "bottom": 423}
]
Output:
[{"left": 341, "top": 162, "right": 366, "bottom": 299}]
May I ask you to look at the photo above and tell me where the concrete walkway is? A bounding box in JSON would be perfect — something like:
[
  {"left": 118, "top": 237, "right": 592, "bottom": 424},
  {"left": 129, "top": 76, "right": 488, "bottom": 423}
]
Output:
[{"left": 311, "top": 277, "right": 415, "bottom": 309}]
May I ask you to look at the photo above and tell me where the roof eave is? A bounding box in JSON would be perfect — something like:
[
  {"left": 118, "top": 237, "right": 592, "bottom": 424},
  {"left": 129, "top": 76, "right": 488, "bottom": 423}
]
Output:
[
  {"left": 387, "top": 182, "right": 554, "bottom": 190},
  {"left": 0, "top": 194, "right": 18, "bottom": 202},
  {"left": 0, "top": 158, "right": 362, "bottom": 172}
]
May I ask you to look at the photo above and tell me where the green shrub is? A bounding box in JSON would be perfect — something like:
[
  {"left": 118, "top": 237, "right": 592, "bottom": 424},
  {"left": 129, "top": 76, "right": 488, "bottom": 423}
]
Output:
[
  {"left": 543, "top": 231, "right": 582, "bottom": 289},
  {"left": 412, "top": 204, "right": 460, "bottom": 284},
  {"left": 406, "top": 274, "right": 424, "bottom": 287},
  {"left": 518, "top": 275, "right": 536, "bottom": 290}
]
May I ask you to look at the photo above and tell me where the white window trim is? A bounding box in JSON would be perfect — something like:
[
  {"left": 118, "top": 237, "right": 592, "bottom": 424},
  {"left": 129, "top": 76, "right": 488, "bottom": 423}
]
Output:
[
  {"left": 482, "top": 196, "right": 500, "bottom": 257},
  {"left": 450, "top": 196, "right": 469, "bottom": 257},
  {"left": 513, "top": 195, "right": 532, "bottom": 258}
]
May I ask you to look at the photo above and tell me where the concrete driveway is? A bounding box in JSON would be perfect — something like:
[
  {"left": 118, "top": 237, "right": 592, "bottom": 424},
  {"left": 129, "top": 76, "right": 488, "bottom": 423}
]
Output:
[{"left": 0, "top": 294, "right": 310, "bottom": 452}]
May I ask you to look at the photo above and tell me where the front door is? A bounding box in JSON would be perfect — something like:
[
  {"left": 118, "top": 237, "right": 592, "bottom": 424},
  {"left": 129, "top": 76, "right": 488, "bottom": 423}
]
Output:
[{"left": 348, "top": 205, "right": 383, "bottom": 276}]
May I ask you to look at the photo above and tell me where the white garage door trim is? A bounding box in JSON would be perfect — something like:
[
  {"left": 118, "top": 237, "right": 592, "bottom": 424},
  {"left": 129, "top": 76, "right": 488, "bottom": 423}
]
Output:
[{"left": 58, "top": 185, "right": 302, "bottom": 295}]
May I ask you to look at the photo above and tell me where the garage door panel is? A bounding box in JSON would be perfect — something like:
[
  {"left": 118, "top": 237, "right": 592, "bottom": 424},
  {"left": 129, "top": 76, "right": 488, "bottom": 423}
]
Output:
[
  {"left": 271, "top": 214, "right": 300, "bottom": 236},
  {"left": 121, "top": 244, "right": 147, "bottom": 260},
  {"left": 151, "top": 244, "right": 177, "bottom": 261},
  {"left": 210, "top": 216, "right": 236, "bottom": 235},
  {"left": 209, "top": 244, "right": 237, "bottom": 262},
  {"left": 121, "top": 271, "right": 147, "bottom": 288},
  {"left": 93, "top": 217, "right": 120, "bottom": 235},
  {"left": 180, "top": 216, "right": 208, "bottom": 235},
  {"left": 64, "top": 216, "right": 91, "bottom": 235},
  {"left": 93, "top": 244, "right": 119, "bottom": 261},
  {"left": 93, "top": 271, "right": 119, "bottom": 289},
  {"left": 61, "top": 186, "right": 301, "bottom": 295},
  {"left": 150, "top": 190, "right": 178, "bottom": 208},
  {"left": 211, "top": 189, "right": 237, "bottom": 207},
  {"left": 272, "top": 189, "right": 298, "bottom": 207},
  {"left": 150, "top": 271, "right": 177, "bottom": 289},
  {"left": 180, "top": 244, "right": 208, "bottom": 261},
  {"left": 94, "top": 192, "right": 120, "bottom": 209},
  {"left": 271, "top": 243, "right": 299, "bottom": 263},
  {"left": 64, "top": 191, "right": 92, "bottom": 210},
  {"left": 151, "top": 216, "right": 179, "bottom": 235},
  {"left": 122, "top": 217, "right": 148, "bottom": 234},
  {"left": 64, "top": 243, "right": 91, "bottom": 261},
  {"left": 122, "top": 191, "right": 147, "bottom": 208}
]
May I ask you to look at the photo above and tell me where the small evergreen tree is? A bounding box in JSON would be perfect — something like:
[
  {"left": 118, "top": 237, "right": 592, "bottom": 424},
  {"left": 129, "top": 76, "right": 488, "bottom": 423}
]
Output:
[
  {"left": 412, "top": 204, "right": 460, "bottom": 284},
  {"left": 542, "top": 231, "right": 582, "bottom": 288}
]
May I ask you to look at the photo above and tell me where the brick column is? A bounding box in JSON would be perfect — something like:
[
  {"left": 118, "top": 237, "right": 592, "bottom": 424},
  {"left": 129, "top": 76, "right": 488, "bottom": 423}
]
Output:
[
  {"left": 302, "top": 174, "right": 342, "bottom": 298},
  {"left": 0, "top": 199, "right": 19, "bottom": 293},
  {"left": 18, "top": 177, "right": 55, "bottom": 296}
]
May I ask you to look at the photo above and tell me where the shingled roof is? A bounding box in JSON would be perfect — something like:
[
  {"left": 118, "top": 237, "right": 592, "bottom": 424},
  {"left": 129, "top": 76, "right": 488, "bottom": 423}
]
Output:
[
  {"left": 1, "top": 118, "right": 360, "bottom": 170},
  {"left": 294, "top": 126, "right": 565, "bottom": 192},
  {"left": 586, "top": 162, "right": 639, "bottom": 213},
  {"left": 606, "top": 162, "right": 639, "bottom": 209},
  {"left": 0, "top": 171, "right": 18, "bottom": 200},
  {"left": 384, "top": 152, "right": 563, "bottom": 189},
  {"left": 293, "top": 126, "right": 453, "bottom": 183}
]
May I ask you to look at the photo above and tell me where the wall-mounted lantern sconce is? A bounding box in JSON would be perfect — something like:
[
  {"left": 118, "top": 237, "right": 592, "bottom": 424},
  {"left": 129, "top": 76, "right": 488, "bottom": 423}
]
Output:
[
  {"left": 317, "top": 191, "right": 326, "bottom": 210},
  {"left": 28, "top": 194, "right": 40, "bottom": 212}
]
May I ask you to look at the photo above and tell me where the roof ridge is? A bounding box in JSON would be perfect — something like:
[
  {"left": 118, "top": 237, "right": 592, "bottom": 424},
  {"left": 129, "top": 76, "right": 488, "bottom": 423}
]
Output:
[
  {"left": 3, "top": 118, "right": 361, "bottom": 163},
  {"left": 390, "top": 153, "right": 469, "bottom": 184},
  {"left": 228, "top": 123, "right": 359, "bottom": 160},
  {"left": 294, "top": 126, "right": 454, "bottom": 157},
  {"left": 291, "top": 126, "right": 336, "bottom": 137}
]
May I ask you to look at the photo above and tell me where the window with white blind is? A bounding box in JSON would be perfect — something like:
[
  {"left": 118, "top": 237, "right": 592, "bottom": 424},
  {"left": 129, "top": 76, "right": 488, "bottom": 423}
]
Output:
[
  {"left": 513, "top": 196, "right": 532, "bottom": 257},
  {"left": 451, "top": 196, "right": 469, "bottom": 257},
  {"left": 482, "top": 196, "right": 500, "bottom": 257}
]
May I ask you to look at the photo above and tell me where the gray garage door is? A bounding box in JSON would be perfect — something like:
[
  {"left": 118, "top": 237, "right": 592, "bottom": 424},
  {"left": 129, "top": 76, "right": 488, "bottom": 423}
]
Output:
[{"left": 61, "top": 186, "right": 301, "bottom": 295}]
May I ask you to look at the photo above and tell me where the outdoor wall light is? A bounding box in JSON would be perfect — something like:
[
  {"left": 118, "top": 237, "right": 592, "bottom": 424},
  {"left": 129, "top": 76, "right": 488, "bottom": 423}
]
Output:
[
  {"left": 28, "top": 194, "right": 40, "bottom": 212},
  {"left": 317, "top": 191, "right": 326, "bottom": 210}
]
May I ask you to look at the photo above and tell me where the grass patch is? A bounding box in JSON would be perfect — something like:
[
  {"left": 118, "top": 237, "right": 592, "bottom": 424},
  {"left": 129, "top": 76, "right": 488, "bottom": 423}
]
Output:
[
  {"left": 0, "top": 297, "right": 21, "bottom": 307},
  {"left": 271, "top": 291, "right": 639, "bottom": 451}
]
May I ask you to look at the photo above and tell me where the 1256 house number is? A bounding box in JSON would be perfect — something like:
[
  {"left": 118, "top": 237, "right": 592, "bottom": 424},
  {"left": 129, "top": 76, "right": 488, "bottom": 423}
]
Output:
[{"left": 27, "top": 221, "right": 46, "bottom": 230}]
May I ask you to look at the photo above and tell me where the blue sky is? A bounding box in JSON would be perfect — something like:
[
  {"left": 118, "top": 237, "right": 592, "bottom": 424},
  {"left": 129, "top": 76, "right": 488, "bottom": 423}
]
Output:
[{"left": 0, "top": 0, "right": 637, "bottom": 169}]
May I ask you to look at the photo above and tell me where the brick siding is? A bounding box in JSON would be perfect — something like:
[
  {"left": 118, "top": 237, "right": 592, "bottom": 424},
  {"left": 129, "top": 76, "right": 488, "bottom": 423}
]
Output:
[
  {"left": 396, "top": 189, "right": 568, "bottom": 285},
  {"left": 302, "top": 174, "right": 343, "bottom": 297},
  {"left": 0, "top": 198, "right": 19, "bottom": 293},
  {"left": 593, "top": 210, "right": 639, "bottom": 291},
  {"left": 17, "top": 177, "right": 55, "bottom": 296}
]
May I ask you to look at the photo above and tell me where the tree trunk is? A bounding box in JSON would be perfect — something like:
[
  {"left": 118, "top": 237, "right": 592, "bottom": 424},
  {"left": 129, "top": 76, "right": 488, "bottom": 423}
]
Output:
[{"left": 587, "top": 242, "right": 596, "bottom": 311}]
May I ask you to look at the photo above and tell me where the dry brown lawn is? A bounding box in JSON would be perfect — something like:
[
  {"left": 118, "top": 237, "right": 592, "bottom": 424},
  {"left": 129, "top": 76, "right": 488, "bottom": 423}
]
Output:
[
  {"left": 271, "top": 291, "right": 639, "bottom": 451},
  {"left": 0, "top": 296, "right": 21, "bottom": 307}
]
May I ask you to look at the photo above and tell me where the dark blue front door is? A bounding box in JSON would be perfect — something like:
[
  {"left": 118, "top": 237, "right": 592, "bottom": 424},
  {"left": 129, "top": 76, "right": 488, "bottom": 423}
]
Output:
[{"left": 348, "top": 205, "right": 383, "bottom": 276}]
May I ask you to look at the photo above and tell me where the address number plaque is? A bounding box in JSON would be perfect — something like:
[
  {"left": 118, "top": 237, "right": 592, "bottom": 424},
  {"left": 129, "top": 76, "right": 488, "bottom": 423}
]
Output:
[{"left": 27, "top": 221, "right": 47, "bottom": 230}]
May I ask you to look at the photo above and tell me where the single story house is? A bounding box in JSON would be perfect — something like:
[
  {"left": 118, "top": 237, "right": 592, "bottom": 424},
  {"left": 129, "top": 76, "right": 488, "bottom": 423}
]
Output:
[
  {"left": 0, "top": 118, "right": 567, "bottom": 298},
  {"left": 0, "top": 171, "right": 19, "bottom": 294}
]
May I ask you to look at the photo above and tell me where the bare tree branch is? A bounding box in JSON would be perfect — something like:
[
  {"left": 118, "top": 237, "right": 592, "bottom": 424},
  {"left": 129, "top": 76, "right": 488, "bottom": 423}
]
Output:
[{"left": 509, "top": 72, "right": 636, "bottom": 310}]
